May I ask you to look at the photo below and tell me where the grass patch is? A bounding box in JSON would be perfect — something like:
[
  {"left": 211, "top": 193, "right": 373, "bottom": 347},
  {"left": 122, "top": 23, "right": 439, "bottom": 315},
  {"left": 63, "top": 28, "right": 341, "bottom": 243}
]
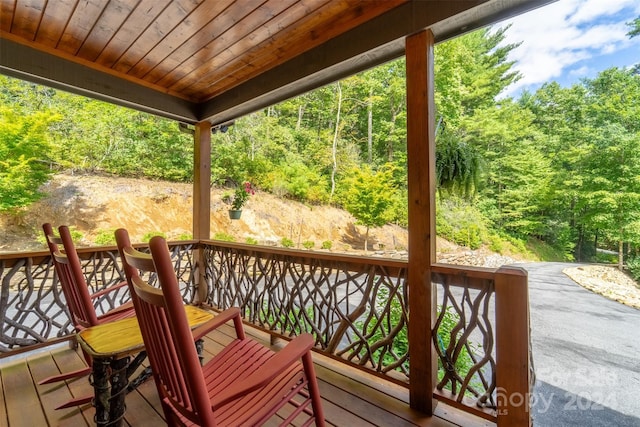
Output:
[{"left": 525, "top": 238, "right": 566, "bottom": 262}]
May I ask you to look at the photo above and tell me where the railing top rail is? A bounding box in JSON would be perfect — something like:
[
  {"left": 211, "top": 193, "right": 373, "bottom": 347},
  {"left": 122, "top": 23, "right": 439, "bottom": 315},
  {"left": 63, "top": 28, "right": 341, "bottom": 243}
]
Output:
[
  {"left": 200, "top": 239, "right": 408, "bottom": 268},
  {"left": 0, "top": 240, "right": 198, "bottom": 259},
  {"left": 2, "top": 240, "right": 522, "bottom": 283},
  {"left": 0, "top": 250, "right": 51, "bottom": 260},
  {"left": 432, "top": 262, "right": 500, "bottom": 280}
]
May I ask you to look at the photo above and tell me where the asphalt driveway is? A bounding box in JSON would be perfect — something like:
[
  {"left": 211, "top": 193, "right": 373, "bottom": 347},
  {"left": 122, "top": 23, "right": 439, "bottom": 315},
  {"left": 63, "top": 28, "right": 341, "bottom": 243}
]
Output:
[{"left": 516, "top": 262, "right": 640, "bottom": 426}]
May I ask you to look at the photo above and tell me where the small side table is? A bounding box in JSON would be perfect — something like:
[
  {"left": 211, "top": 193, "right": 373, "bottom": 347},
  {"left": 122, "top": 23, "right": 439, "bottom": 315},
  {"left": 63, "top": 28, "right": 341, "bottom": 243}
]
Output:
[{"left": 77, "top": 305, "right": 214, "bottom": 426}]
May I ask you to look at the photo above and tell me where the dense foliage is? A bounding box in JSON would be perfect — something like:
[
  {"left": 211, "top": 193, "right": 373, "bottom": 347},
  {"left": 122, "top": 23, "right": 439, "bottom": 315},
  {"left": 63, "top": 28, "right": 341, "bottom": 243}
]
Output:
[{"left": 1, "top": 24, "right": 639, "bottom": 265}]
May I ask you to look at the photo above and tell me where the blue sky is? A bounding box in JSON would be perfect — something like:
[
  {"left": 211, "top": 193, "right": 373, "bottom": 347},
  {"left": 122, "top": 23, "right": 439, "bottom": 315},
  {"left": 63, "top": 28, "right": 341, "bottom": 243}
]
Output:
[{"left": 494, "top": 0, "right": 640, "bottom": 97}]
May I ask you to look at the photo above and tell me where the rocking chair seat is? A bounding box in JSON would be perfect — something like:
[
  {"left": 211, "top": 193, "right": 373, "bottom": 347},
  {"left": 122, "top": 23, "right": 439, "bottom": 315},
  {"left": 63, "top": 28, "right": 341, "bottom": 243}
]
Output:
[{"left": 175, "top": 337, "right": 310, "bottom": 426}]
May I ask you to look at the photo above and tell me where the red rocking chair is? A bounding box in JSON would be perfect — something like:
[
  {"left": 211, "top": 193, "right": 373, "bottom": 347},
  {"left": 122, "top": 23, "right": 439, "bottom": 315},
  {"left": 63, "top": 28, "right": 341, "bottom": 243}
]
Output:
[
  {"left": 118, "top": 232, "right": 325, "bottom": 426},
  {"left": 40, "top": 223, "right": 138, "bottom": 408}
]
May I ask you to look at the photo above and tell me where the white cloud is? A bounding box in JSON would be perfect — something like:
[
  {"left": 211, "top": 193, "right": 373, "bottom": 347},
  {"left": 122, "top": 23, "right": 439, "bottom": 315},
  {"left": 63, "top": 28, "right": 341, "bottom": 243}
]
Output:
[
  {"left": 569, "top": 65, "right": 590, "bottom": 77},
  {"left": 568, "top": 0, "right": 638, "bottom": 25},
  {"left": 494, "top": 0, "right": 640, "bottom": 96}
]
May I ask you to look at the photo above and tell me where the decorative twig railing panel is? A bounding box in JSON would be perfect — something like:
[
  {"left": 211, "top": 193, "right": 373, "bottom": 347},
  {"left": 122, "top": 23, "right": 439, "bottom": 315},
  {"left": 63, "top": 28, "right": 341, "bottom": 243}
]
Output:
[
  {"left": 0, "top": 242, "right": 197, "bottom": 353},
  {"left": 431, "top": 265, "right": 497, "bottom": 419},
  {"left": 202, "top": 241, "right": 410, "bottom": 380},
  {"left": 202, "top": 242, "right": 531, "bottom": 424},
  {"left": 0, "top": 255, "right": 71, "bottom": 350}
]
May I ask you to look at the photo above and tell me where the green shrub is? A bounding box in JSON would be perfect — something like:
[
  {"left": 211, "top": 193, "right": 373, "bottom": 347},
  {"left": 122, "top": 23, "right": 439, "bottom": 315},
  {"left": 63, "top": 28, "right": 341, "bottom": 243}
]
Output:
[
  {"left": 37, "top": 226, "right": 84, "bottom": 246},
  {"left": 595, "top": 251, "right": 617, "bottom": 264},
  {"left": 94, "top": 229, "right": 116, "bottom": 245},
  {"left": 142, "top": 231, "right": 166, "bottom": 242},
  {"left": 245, "top": 237, "right": 258, "bottom": 245},
  {"left": 261, "top": 303, "right": 315, "bottom": 335},
  {"left": 487, "top": 233, "right": 504, "bottom": 253},
  {"left": 507, "top": 235, "right": 528, "bottom": 253},
  {"left": 526, "top": 237, "right": 565, "bottom": 262},
  {"left": 321, "top": 240, "right": 332, "bottom": 250},
  {"left": 356, "top": 287, "right": 408, "bottom": 372},
  {"left": 266, "top": 162, "right": 329, "bottom": 203},
  {"left": 177, "top": 232, "right": 193, "bottom": 240},
  {"left": 627, "top": 256, "right": 640, "bottom": 282},
  {"left": 280, "top": 237, "right": 294, "bottom": 248},
  {"left": 436, "top": 197, "right": 487, "bottom": 249},
  {"left": 68, "top": 227, "right": 84, "bottom": 243},
  {"left": 302, "top": 240, "right": 314, "bottom": 250},
  {"left": 452, "top": 223, "right": 482, "bottom": 249},
  {"left": 36, "top": 234, "right": 47, "bottom": 247},
  {"left": 213, "top": 232, "right": 235, "bottom": 242},
  {"left": 437, "top": 306, "right": 479, "bottom": 377}
]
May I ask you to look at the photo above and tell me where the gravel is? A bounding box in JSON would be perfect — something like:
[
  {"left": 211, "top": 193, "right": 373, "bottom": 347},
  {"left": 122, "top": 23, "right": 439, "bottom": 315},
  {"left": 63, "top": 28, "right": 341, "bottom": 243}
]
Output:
[{"left": 563, "top": 265, "right": 640, "bottom": 310}]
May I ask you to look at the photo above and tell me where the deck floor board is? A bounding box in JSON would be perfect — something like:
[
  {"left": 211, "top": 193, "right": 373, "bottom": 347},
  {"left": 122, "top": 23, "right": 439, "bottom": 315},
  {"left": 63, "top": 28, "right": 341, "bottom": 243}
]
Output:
[
  {"left": 3, "top": 357, "right": 49, "bottom": 426},
  {"left": 1, "top": 322, "right": 491, "bottom": 426},
  {"left": 27, "top": 350, "right": 88, "bottom": 426}
]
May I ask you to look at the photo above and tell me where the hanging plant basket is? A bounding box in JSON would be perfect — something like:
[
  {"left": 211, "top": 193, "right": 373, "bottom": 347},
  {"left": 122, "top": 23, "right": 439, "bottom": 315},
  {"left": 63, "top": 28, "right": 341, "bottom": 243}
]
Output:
[{"left": 228, "top": 209, "right": 242, "bottom": 220}]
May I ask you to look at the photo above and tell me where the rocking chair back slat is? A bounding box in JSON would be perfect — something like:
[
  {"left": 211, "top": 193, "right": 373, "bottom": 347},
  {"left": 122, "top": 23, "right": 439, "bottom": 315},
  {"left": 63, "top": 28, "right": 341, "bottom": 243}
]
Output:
[{"left": 44, "top": 223, "right": 99, "bottom": 328}]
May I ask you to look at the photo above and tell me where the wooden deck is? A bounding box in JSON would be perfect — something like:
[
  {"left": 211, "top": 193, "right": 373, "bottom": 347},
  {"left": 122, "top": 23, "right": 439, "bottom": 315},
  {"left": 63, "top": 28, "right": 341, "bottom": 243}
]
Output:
[{"left": 0, "top": 322, "right": 492, "bottom": 427}]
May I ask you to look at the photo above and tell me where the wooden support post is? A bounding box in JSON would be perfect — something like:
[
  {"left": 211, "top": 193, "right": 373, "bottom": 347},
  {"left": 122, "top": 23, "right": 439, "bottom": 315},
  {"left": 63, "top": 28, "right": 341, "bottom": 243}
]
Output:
[
  {"left": 193, "top": 121, "right": 211, "bottom": 304},
  {"left": 406, "top": 29, "right": 437, "bottom": 414},
  {"left": 495, "top": 266, "right": 532, "bottom": 427}
]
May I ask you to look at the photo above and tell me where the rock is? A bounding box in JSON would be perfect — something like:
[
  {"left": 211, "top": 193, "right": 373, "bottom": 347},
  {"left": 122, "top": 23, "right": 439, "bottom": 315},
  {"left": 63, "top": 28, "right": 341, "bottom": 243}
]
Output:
[{"left": 563, "top": 265, "right": 640, "bottom": 309}]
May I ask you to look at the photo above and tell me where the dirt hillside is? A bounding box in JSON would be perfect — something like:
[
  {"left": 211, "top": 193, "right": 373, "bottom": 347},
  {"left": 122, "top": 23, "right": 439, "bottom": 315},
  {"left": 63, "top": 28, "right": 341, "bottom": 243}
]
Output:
[
  {"left": 0, "top": 173, "right": 525, "bottom": 269},
  {"left": 1, "top": 173, "right": 416, "bottom": 253}
]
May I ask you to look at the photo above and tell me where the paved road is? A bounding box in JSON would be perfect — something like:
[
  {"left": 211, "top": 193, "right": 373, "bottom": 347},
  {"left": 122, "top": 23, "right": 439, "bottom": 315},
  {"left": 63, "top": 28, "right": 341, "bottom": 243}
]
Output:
[{"left": 516, "top": 262, "right": 640, "bottom": 426}]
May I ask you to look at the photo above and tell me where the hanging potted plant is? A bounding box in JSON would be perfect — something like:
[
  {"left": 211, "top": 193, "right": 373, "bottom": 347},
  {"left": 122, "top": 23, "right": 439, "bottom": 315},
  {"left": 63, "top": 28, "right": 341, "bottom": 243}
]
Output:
[{"left": 223, "top": 181, "right": 254, "bottom": 219}]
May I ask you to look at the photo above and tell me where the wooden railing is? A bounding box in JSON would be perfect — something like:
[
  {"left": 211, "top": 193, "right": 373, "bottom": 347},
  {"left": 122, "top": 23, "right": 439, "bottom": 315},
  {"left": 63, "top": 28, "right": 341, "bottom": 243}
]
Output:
[
  {"left": 201, "top": 241, "right": 532, "bottom": 425},
  {"left": 0, "top": 242, "right": 197, "bottom": 352},
  {"left": 0, "top": 242, "right": 532, "bottom": 426},
  {"left": 202, "top": 241, "right": 410, "bottom": 379}
]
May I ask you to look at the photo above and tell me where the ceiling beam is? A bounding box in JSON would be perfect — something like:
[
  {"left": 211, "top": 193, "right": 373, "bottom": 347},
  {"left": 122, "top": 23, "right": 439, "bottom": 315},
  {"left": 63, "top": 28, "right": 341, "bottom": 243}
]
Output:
[{"left": 0, "top": 37, "right": 198, "bottom": 123}]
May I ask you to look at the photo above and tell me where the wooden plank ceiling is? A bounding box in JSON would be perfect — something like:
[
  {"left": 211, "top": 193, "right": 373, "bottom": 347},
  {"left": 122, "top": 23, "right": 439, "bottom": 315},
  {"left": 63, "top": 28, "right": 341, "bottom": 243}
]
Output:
[{"left": 0, "top": 0, "right": 554, "bottom": 125}]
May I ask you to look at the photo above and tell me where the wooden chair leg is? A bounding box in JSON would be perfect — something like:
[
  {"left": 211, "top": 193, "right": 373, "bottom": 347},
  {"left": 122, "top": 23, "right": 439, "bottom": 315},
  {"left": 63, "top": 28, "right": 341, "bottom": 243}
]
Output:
[
  {"left": 38, "top": 366, "right": 91, "bottom": 385},
  {"left": 303, "top": 352, "right": 325, "bottom": 426},
  {"left": 54, "top": 395, "right": 93, "bottom": 410}
]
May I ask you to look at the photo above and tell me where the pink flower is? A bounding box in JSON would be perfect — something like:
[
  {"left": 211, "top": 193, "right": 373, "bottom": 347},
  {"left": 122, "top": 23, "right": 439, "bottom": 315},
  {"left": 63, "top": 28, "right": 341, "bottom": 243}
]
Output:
[{"left": 227, "top": 181, "right": 255, "bottom": 210}]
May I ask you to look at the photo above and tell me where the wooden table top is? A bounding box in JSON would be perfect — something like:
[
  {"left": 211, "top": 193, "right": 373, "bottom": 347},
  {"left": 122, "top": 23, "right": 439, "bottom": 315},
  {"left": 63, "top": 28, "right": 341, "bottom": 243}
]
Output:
[{"left": 77, "top": 305, "right": 214, "bottom": 359}]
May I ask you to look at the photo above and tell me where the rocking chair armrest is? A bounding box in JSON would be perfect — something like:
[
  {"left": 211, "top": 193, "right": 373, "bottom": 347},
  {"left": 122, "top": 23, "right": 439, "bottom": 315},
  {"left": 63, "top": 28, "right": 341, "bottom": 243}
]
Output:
[
  {"left": 98, "top": 301, "right": 134, "bottom": 320},
  {"left": 211, "top": 333, "right": 314, "bottom": 410},
  {"left": 90, "top": 280, "right": 129, "bottom": 300},
  {"left": 192, "top": 307, "right": 243, "bottom": 341}
]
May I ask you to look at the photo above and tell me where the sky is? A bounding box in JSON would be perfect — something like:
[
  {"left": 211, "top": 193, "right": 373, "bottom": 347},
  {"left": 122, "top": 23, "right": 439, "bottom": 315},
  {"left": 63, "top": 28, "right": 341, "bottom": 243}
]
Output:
[{"left": 494, "top": 0, "right": 640, "bottom": 97}]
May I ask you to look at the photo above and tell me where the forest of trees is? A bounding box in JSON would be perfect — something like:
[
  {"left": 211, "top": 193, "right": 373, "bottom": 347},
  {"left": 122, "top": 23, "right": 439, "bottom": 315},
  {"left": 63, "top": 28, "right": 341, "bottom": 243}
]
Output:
[{"left": 1, "top": 23, "right": 639, "bottom": 271}]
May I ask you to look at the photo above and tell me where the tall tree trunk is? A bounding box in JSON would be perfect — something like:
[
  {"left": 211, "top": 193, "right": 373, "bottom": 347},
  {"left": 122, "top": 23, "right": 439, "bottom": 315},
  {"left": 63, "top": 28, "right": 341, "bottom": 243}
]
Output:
[
  {"left": 388, "top": 107, "right": 397, "bottom": 162},
  {"left": 296, "top": 104, "right": 304, "bottom": 131},
  {"left": 266, "top": 106, "right": 272, "bottom": 141},
  {"left": 330, "top": 82, "right": 342, "bottom": 200},
  {"left": 575, "top": 225, "right": 583, "bottom": 262},
  {"left": 367, "top": 87, "right": 373, "bottom": 164},
  {"left": 619, "top": 236, "right": 624, "bottom": 271},
  {"left": 364, "top": 226, "right": 369, "bottom": 253}
]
